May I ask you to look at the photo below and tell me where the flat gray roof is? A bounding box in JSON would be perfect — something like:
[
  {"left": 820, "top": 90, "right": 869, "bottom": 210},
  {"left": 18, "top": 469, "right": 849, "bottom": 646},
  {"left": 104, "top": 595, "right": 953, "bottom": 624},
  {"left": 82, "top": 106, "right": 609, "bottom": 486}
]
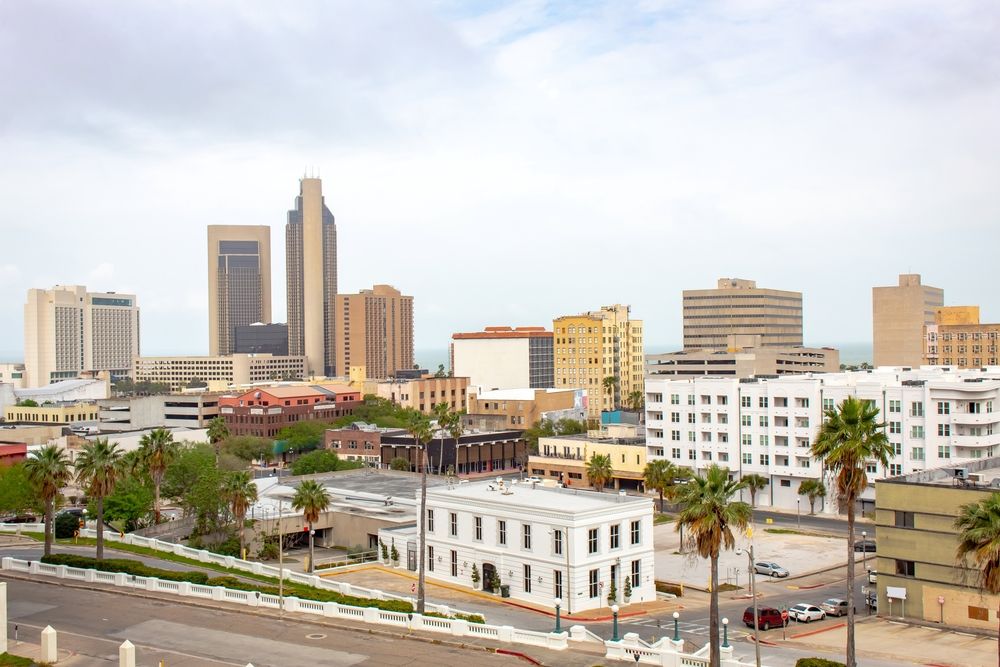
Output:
[{"left": 428, "top": 479, "right": 651, "bottom": 513}]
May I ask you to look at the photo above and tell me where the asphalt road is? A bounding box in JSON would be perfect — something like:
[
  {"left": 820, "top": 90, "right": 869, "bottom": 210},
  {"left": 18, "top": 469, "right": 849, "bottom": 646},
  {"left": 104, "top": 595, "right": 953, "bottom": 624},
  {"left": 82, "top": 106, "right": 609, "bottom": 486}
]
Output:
[
  {"left": 1, "top": 576, "right": 525, "bottom": 667},
  {"left": 751, "top": 509, "right": 878, "bottom": 541}
]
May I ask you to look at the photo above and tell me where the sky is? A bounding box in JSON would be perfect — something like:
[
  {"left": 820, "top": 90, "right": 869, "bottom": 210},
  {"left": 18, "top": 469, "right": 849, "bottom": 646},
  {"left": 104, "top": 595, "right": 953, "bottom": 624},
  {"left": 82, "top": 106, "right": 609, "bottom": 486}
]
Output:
[{"left": 1, "top": 0, "right": 998, "bottom": 360}]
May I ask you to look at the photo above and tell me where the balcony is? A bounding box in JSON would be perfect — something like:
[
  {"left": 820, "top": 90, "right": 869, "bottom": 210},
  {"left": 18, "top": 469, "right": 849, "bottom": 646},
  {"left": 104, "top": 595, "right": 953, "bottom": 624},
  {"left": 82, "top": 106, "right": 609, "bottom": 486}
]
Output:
[
  {"left": 951, "top": 433, "right": 1000, "bottom": 449},
  {"left": 952, "top": 412, "right": 1000, "bottom": 426}
]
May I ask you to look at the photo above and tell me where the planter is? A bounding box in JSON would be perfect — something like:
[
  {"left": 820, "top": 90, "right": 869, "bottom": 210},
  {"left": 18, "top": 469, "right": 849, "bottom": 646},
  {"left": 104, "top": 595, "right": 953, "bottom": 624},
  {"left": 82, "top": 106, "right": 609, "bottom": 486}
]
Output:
[{"left": 624, "top": 596, "right": 632, "bottom": 604}]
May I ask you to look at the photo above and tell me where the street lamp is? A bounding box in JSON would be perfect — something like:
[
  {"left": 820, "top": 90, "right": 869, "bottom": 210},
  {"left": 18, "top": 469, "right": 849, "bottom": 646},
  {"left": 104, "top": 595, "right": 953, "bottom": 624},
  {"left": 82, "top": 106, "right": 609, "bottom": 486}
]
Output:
[
  {"left": 796, "top": 498, "right": 801, "bottom": 529},
  {"left": 611, "top": 604, "right": 620, "bottom": 642},
  {"left": 672, "top": 611, "right": 680, "bottom": 641},
  {"left": 861, "top": 530, "right": 868, "bottom": 573},
  {"left": 736, "top": 545, "right": 761, "bottom": 667},
  {"left": 722, "top": 617, "right": 730, "bottom": 648},
  {"left": 554, "top": 598, "right": 562, "bottom": 634}
]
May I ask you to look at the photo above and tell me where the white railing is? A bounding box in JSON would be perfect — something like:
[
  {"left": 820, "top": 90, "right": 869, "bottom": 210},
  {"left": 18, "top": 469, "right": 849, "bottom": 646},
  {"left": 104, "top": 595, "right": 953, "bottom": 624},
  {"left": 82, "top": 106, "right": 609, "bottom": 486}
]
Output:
[{"left": 0, "top": 522, "right": 46, "bottom": 533}]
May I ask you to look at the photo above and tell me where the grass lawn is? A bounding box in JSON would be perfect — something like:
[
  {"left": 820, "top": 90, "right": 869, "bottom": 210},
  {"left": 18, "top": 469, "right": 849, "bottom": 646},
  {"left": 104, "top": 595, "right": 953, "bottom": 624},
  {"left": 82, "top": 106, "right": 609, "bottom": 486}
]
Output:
[
  {"left": 654, "top": 513, "right": 675, "bottom": 525},
  {"left": 0, "top": 653, "right": 43, "bottom": 666}
]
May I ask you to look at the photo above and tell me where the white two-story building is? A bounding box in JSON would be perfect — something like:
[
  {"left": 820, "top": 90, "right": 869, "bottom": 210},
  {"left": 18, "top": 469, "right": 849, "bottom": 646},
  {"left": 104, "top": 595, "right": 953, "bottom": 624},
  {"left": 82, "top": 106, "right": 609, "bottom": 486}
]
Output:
[{"left": 396, "top": 479, "right": 654, "bottom": 614}]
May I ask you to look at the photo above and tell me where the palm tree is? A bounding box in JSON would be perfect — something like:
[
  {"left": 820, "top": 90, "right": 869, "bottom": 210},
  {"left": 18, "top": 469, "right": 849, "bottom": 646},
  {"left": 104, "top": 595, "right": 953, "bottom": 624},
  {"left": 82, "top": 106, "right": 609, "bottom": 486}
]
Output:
[
  {"left": 602, "top": 376, "right": 619, "bottom": 411},
  {"left": 812, "top": 396, "right": 893, "bottom": 667},
  {"left": 798, "top": 479, "right": 827, "bottom": 515},
  {"left": 75, "top": 439, "right": 124, "bottom": 561},
  {"left": 742, "top": 473, "right": 769, "bottom": 507},
  {"left": 291, "top": 479, "right": 330, "bottom": 573},
  {"left": 24, "top": 445, "right": 72, "bottom": 557},
  {"left": 407, "top": 412, "right": 434, "bottom": 614},
  {"left": 137, "top": 427, "right": 178, "bottom": 524},
  {"left": 586, "top": 453, "right": 614, "bottom": 492},
  {"left": 675, "top": 465, "right": 751, "bottom": 667},
  {"left": 626, "top": 389, "right": 644, "bottom": 412},
  {"left": 207, "top": 417, "right": 230, "bottom": 461},
  {"left": 955, "top": 492, "right": 1000, "bottom": 666},
  {"left": 431, "top": 403, "right": 462, "bottom": 475},
  {"left": 643, "top": 459, "right": 677, "bottom": 511},
  {"left": 224, "top": 471, "right": 259, "bottom": 559}
]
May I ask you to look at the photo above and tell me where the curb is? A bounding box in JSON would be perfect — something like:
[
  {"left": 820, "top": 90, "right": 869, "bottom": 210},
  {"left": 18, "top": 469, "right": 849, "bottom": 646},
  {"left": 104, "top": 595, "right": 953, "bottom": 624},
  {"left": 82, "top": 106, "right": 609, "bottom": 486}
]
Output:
[
  {"left": 497, "top": 648, "right": 544, "bottom": 665},
  {"left": 788, "top": 621, "right": 845, "bottom": 639}
]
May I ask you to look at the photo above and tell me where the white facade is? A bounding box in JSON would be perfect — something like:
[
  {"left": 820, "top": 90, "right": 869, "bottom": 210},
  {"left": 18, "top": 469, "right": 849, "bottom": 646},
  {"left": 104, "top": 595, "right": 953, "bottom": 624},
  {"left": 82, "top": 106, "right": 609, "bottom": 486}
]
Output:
[
  {"left": 413, "top": 480, "right": 654, "bottom": 613},
  {"left": 645, "top": 367, "right": 1000, "bottom": 513},
  {"left": 453, "top": 337, "right": 532, "bottom": 391}
]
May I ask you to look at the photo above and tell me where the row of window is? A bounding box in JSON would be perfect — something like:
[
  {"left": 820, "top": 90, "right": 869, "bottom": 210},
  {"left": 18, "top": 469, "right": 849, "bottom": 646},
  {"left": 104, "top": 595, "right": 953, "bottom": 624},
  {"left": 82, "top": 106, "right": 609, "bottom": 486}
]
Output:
[{"left": 428, "top": 511, "right": 642, "bottom": 553}]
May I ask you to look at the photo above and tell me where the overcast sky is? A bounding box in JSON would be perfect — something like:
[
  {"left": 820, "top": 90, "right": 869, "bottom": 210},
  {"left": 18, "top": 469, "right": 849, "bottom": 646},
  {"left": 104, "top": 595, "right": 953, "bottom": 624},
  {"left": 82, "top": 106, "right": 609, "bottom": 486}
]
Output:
[{"left": 1, "top": 0, "right": 998, "bottom": 360}]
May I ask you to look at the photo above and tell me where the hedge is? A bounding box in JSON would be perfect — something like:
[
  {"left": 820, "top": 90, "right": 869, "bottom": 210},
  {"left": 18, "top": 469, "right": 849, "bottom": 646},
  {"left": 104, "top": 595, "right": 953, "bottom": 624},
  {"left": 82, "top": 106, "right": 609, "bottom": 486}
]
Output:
[
  {"left": 795, "top": 659, "right": 846, "bottom": 667},
  {"left": 195, "top": 576, "right": 414, "bottom": 613},
  {"left": 41, "top": 554, "right": 209, "bottom": 584},
  {"left": 424, "top": 610, "right": 486, "bottom": 624}
]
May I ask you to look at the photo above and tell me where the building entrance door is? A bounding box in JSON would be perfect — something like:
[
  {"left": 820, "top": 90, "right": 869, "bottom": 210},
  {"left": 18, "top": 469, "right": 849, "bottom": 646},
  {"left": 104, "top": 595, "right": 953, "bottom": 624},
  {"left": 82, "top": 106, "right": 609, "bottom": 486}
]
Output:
[{"left": 482, "top": 563, "right": 496, "bottom": 592}]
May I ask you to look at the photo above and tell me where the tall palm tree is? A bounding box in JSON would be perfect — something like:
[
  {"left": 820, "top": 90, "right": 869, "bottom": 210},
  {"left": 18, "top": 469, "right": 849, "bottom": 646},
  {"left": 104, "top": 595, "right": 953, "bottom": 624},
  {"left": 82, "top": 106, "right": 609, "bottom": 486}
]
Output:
[
  {"left": 798, "top": 479, "right": 826, "bottom": 515},
  {"left": 75, "top": 439, "right": 124, "bottom": 561},
  {"left": 207, "top": 417, "right": 230, "bottom": 462},
  {"left": 676, "top": 465, "right": 751, "bottom": 667},
  {"left": 291, "top": 479, "right": 330, "bottom": 573},
  {"left": 955, "top": 492, "right": 1000, "bottom": 666},
  {"left": 137, "top": 427, "right": 178, "bottom": 524},
  {"left": 586, "top": 453, "right": 614, "bottom": 492},
  {"left": 224, "top": 471, "right": 259, "bottom": 560},
  {"left": 812, "top": 396, "right": 893, "bottom": 667},
  {"left": 626, "top": 389, "right": 644, "bottom": 412},
  {"left": 24, "top": 445, "right": 72, "bottom": 557},
  {"left": 643, "top": 459, "right": 676, "bottom": 512},
  {"left": 742, "top": 473, "right": 769, "bottom": 507},
  {"left": 602, "top": 376, "right": 619, "bottom": 411},
  {"left": 431, "top": 402, "right": 463, "bottom": 475},
  {"left": 407, "top": 412, "right": 434, "bottom": 614}
]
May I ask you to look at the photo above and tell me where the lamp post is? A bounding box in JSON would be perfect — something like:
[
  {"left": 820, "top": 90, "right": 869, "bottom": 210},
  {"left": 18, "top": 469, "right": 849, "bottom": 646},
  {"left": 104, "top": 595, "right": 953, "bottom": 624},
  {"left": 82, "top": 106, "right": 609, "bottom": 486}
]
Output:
[
  {"left": 796, "top": 498, "right": 801, "bottom": 529},
  {"left": 672, "top": 611, "right": 680, "bottom": 641},
  {"left": 554, "top": 598, "right": 562, "bottom": 634},
  {"left": 722, "top": 617, "right": 730, "bottom": 648},
  {"left": 611, "top": 604, "right": 620, "bottom": 642},
  {"left": 862, "top": 530, "right": 868, "bottom": 573},
  {"left": 737, "top": 544, "right": 761, "bottom": 667}
]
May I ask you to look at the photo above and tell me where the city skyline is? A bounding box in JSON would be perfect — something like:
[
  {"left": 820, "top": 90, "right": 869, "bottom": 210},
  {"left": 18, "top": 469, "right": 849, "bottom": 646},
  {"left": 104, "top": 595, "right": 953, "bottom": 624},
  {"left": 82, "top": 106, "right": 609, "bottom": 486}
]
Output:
[{"left": 1, "top": 1, "right": 999, "bottom": 359}]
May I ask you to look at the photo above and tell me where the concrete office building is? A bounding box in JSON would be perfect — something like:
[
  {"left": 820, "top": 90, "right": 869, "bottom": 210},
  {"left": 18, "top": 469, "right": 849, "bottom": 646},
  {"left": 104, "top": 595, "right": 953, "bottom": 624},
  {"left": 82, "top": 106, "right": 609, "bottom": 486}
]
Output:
[
  {"left": 98, "top": 393, "right": 221, "bottom": 432},
  {"left": 24, "top": 285, "right": 140, "bottom": 386},
  {"left": 467, "top": 387, "right": 585, "bottom": 429},
  {"left": 207, "top": 225, "right": 271, "bottom": 356},
  {"left": 645, "top": 367, "right": 1000, "bottom": 513},
  {"left": 286, "top": 177, "right": 338, "bottom": 377},
  {"left": 3, "top": 402, "right": 100, "bottom": 426},
  {"left": 924, "top": 306, "right": 1000, "bottom": 368},
  {"left": 529, "top": 423, "right": 647, "bottom": 490},
  {"left": 451, "top": 326, "right": 554, "bottom": 390},
  {"left": 335, "top": 285, "right": 413, "bottom": 380},
  {"left": 133, "top": 354, "right": 306, "bottom": 392},
  {"left": 647, "top": 335, "right": 839, "bottom": 378},
  {"left": 873, "top": 273, "right": 944, "bottom": 367},
  {"left": 371, "top": 375, "right": 469, "bottom": 414},
  {"left": 0, "top": 363, "right": 26, "bottom": 389},
  {"left": 234, "top": 323, "right": 289, "bottom": 356},
  {"left": 682, "top": 278, "right": 802, "bottom": 350},
  {"left": 553, "top": 305, "right": 643, "bottom": 421}
]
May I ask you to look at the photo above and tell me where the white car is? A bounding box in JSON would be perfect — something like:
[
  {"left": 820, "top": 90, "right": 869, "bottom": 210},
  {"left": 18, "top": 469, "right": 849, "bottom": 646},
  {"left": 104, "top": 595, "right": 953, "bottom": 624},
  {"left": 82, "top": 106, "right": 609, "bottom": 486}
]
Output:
[
  {"left": 788, "top": 603, "right": 826, "bottom": 623},
  {"left": 522, "top": 476, "right": 543, "bottom": 484}
]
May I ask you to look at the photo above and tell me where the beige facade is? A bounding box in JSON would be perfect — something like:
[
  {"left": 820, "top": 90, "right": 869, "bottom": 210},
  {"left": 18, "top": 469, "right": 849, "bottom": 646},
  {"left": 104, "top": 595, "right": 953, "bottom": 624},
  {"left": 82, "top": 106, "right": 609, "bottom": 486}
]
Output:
[
  {"left": 924, "top": 307, "right": 1000, "bottom": 368},
  {"left": 286, "top": 177, "right": 338, "bottom": 377},
  {"left": 647, "top": 335, "right": 839, "bottom": 378},
  {"left": 875, "top": 458, "right": 1000, "bottom": 631},
  {"left": 553, "top": 304, "right": 643, "bottom": 421},
  {"left": 207, "top": 225, "right": 271, "bottom": 356},
  {"left": 682, "top": 278, "right": 802, "bottom": 350},
  {"left": 0, "top": 363, "right": 26, "bottom": 389},
  {"left": 133, "top": 354, "right": 306, "bottom": 392},
  {"left": 4, "top": 402, "right": 99, "bottom": 425},
  {"left": 372, "top": 375, "right": 468, "bottom": 414},
  {"left": 466, "top": 387, "right": 585, "bottom": 429},
  {"left": 335, "top": 284, "right": 413, "bottom": 380},
  {"left": 529, "top": 424, "right": 647, "bottom": 489},
  {"left": 24, "top": 285, "right": 140, "bottom": 387},
  {"left": 873, "top": 273, "right": 944, "bottom": 367}
]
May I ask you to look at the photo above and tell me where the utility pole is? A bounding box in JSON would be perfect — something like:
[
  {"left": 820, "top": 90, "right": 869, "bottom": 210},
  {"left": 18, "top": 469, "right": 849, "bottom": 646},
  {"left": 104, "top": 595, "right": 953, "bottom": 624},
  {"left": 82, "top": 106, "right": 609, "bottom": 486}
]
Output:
[{"left": 278, "top": 498, "right": 285, "bottom": 619}]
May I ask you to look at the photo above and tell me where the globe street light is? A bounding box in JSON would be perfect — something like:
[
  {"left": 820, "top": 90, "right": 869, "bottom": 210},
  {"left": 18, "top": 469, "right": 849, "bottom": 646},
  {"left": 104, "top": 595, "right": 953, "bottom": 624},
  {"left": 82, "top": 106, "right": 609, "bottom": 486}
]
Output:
[
  {"left": 611, "top": 604, "right": 620, "bottom": 642},
  {"left": 554, "top": 598, "right": 562, "bottom": 634},
  {"left": 722, "top": 617, "right": 730, "bottom": 648},
  {"left": 672, "top": 611, "right": 680, "bottom": 641}
]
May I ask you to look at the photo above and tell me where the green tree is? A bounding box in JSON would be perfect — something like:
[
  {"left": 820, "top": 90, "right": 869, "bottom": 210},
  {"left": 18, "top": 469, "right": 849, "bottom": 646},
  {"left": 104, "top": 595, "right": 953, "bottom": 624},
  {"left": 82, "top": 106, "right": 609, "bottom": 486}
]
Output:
[
  {"left": 207, "top": 417, "right": 230, "bottom": 460},
  {"left": 955, "top": 492, "right": 1000, "bottom": 664},
  {"left": 162, "top": 444, "right": 215, "bottom": 500},
  {"left": 100, "top": 475, "right": 154, "bottom": 531},
  {"left": 643, "top": 459, "right": 677, "bottom": 512},
  {"left": 276, "top": 421, "right": 330, "bottom": 453},
  {"left": 137, "top": 427, "right": 178, "bottom": 523},
  {"left": 602, "top": 376, "right": 619, "bottom": 410},
  {"left": 586, "top": 453, "right": 614, "bottom": 492},
  {"left": 407, "top": 412, "right": 434, "bottom": 613},
  {"left": 676, "top": 465, "right": 751, "bottom": 667},
  {"left": 389, "top": 456, "right": 411, "bottom": 471},
  {"left": 432, "top": 402, "right": 463, "bottom": 475},
  {"left": 291, "top": 450, "right": 360, "bottom": 475},
  {"left": 291, "top": 479, "right": 330, "bottom": 573},
  {"left": 742, "top": 473, "right": 769, "bottom": 507},
  {"left": 626, "top": 390, "right": 644, "bottom": 412},
  {"left": 798, "top": 479, "right": 827, "bottom": 515},
  {"left": 75, "top": 438, "right": 125, "bottom": 561},
  {"left": 812, "top": 396, "right": 893, "bottom": 667},
  {"left": 433, "top": 364, "right": 448, "bottom": 378},
  {"left": 221, "top": 435, "right": 273, "bottom": 463},
  {"left": 15, "top": 398, "right": 39, "bottom": 408},
  {"left": 0, "top": 463, "right": 44, "bottom": 517},
  {"left": 24, "top": 445, "right": 72, "bottom": 557},
  {"left": 223, "top": 471, "right": 258, "bottom": 559}
]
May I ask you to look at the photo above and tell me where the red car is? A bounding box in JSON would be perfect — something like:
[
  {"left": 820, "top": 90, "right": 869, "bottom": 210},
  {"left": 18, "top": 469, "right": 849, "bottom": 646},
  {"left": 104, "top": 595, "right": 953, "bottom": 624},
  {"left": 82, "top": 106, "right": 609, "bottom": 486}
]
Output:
[{"left": 743, "top": 606, "right": 788, "bottom": 630}]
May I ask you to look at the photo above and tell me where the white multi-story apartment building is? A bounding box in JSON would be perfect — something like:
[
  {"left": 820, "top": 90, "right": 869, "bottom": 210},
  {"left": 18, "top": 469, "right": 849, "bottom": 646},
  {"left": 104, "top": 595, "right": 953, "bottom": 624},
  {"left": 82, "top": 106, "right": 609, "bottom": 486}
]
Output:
[
  {"left": 645, "top": 367, "right": 1000, "bottom": 513},
  {"left": 402, "top": 479, "right": 654, "bottom": 613}
]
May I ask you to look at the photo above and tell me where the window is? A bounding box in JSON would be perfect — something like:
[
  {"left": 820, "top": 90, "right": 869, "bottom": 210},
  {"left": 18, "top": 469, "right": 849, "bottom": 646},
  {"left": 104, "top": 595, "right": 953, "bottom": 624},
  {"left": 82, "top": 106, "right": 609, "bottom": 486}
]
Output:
[
  {"left": 688, "top": 432, "right": 696, "bottom": 442},
  {"left": 554, "top": 529, "right": 563, "bottom": 555},
  {"left": 631, "top": 560, "right": 641, "bottom": 587},
  {"left": 474, "top": 516, "right": 482, "bottom": 541},
  {"left": 911, "top": 425, "right": 925, "bottom": 439},
  {"left": 866, "top": 463, "right": 877, "bottom": 474},
  {"left": 451, "top": 549, "right": 457, "bottom": 577},
  {"left": 630, "top": 520, "right": 640, "bottom": 545},
  {"left": 969, "top": 402, "right": 982, "bottom": 414},
  {"left": 671, "top": 447, "right": 681, "bottom": 459},
  {"left": 554, "top": 570, "right": 563, "bottom": 599},
  {"left": 687, "top": 395, "right": 695, "bottom": 405},
  {"left": 741, "top": 396, "right": 751, "bottom": 408},
  {"left": 823, "top": 398, "right": 834, "bottom": 411},
  {"left": 428, "top": 546, "right": 434, "bottom": 572},
  {"left": 427, "top": 509, "right": 435, "bottom": 532},
  {"left": 589, "top": 569, "right": 599, "bottom": 598},
  {"left": 523, "top": 564, "right": 532, "bottom": 593},
  {"left": 742, "top": 453, "right": 752, "bottom": 465},
  {"left": 741, "top": 434, "right": 752, "bottom": 447},
  {"left": 895, "top": 559, "right": 915, "bottom": 577},
  {"left": 759, "top": 416, "right": 769, "bottom": 427},
  {"left": 910, "top": 402, "right": 924, "bottom": 417},
  {"left": 741, "top": 415, "right": 752, "bottom": 427},
  {"left": 671, "top": 412, "right": 680, "bottom": 423},
  {"left": 889, "top": 421, "right": 901, "bottom": 434},
  {"left": 450, "top": 512, "right": 458, "bottom": 537},
  {"left": 671, "top": 430, "right": 681, "bottom": 441},
  {"left": 523, "top": 524, "right": 532, "bottom": 550},
  {"left": 610, "top": 524, "right": 620, "bottom": 549},
  {"left": 759, "top": 397, "right": 769, "bottom": 408},
  {"left": 760, "top": 434, "right": 769, "bottom": 447},
  {"left": 687, "top": 413, "right": 696, "bottom": 424},
  {"left": 499, "top": 520, "right": 507, "bottom": 546},
  {"left": 937, "top": 401, "right": 950, "bottom": 415},
  {"left": 895, "top": 511, "right": 915, "bottom": 528},
  {"left": 889, "top": 463, "right": 902, "bottom": 476},
  {"left": 911, "top": 447, "right": 925, "bottom": 461},
  {"left": 938, "top": 445, "right": 951, "bottom": 459},
  {"left": 938, "top": 424, "right": 951, "bottom": 437},
  {"left": 588, "top": 528, "right": 599, "bottom": 554}
]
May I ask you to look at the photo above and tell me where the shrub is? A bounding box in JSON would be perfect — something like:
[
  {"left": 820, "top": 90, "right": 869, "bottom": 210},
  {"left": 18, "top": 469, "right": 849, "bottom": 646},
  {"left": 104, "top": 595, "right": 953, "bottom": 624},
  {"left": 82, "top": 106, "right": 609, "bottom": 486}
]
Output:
[
  {"left": 204, "top": 575, "right": 413, "bottom": 612},
  {"left": 655, "top": 581, "right": 684, "bottom": 597},
  {"left": 41, "top": 554, "right": 209, "bottom": 584},
  {"left": 795, "top": 659, "right": 846, "bottom": 667},
  {"left": 54, "top": 513, "right": 80, "bottom": 539}
]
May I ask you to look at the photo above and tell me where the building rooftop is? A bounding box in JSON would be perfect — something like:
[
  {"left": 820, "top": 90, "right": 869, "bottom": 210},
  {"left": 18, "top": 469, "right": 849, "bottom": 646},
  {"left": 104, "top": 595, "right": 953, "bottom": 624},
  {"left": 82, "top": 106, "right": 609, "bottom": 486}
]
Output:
[
  {"left": 474, "top": 387, "right": 574, "bottom": 400},
  {"left": 881, "top": 456, "right": 1000, "bottom": 490},
  {"left": 427, "top": 478, "right": 651, "bottom": 513},
  {"left": 15, "top": 379, "right": 106, "bottom": 398},
  {"left": 452, "top": 327, "right": 552, "bottom": 340}
]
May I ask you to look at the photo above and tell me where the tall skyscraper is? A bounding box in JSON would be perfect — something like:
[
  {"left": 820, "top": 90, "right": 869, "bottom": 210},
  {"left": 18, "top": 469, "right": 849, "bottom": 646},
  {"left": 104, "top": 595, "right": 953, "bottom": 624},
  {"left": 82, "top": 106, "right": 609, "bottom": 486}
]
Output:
[
  {"left": 335, "top": 284, "right": 414, "bottom": 380},
  {"left": 24, "top": 285, "right": 140, "bottom": 386},
  {"left": 873, "top": 273, "right": 943, "bottom": 367},
  {"left": 207, "top": 225, "right": 271, "bottom": 356},
  {"left": 682, "top": 278, "right": 803, "bottom": 350},
  {"left": 286, "top": 177, "right": 338, "bottom": 377}
]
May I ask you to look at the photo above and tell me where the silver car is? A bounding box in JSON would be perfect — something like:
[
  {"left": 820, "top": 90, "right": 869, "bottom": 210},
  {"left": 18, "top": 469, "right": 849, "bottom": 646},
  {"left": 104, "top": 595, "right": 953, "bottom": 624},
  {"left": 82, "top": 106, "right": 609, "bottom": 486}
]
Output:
[
  {"left": 754, "top": 561, "right": 789, "bottom": 578},
  {"left": 820, "top": 598, "right": 849, "bottom": 617}
]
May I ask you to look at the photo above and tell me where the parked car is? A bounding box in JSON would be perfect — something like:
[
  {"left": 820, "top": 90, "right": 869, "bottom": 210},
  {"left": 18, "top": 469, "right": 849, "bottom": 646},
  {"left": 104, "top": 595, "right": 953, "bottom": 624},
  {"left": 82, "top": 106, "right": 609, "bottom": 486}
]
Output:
[
  {"left": 820, "top": 598, "right": 849, "bottom": 617},
  {"left": 0, "top": 514, "right": 37, "bottom": 523},
  {"left": 754, "top": 561, "right": 789, "bottom": 578},
  {"left": 854, "top": 539, "right": 877, "bottom": 552},
  {"left": 788, "top": 603, "right": 826, "bottom": 622},
  {"left": 866, "top": 592, "right": 878, "bottom": 611},
  {"left": 522, "top": 477, "right": 542, "bottom": 484},
  {"left": 742, "top": 606, "right": 788, "bottom": 630},
  {"left": 867, "top": 569, "right": 877, "bottom": 584}
]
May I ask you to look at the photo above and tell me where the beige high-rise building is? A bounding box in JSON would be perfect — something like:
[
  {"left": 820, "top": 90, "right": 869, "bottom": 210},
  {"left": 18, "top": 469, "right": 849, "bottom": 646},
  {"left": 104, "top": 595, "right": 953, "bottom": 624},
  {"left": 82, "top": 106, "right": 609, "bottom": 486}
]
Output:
[
  {"left": 873, "top": 273, "right": 944, "bottom": 367},
  {"left": 682, "top": 278, "right": 802, "bottom": 350},
  {"left": 924, "top": 306, "right": 1000, "bottom": 368},
  {"left": 24, "top": 285, "right": 140, "bottom": 387},
  {"left": 207, "top": 225, "right": 271, "bottom": 356},
  {"left": 553, "top": 304, "right": 643, "bottom": 421},
  {"left": 286, "top": 177, "right": 337, "bottom": 377},
  {"left": 335, "top": 284, "right": 414, "bottom": 380}
]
